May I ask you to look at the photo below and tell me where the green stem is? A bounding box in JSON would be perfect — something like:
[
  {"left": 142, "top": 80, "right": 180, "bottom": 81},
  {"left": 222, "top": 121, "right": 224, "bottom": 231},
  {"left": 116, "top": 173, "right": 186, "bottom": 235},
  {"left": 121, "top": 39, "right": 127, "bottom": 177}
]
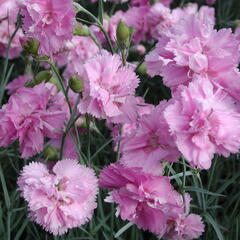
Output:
[
  {"left": 0, "top": 23, "right": 20, "bottom": 105},
  {"left": 74, "top": 2, "right": 114, "bottom": 54}
]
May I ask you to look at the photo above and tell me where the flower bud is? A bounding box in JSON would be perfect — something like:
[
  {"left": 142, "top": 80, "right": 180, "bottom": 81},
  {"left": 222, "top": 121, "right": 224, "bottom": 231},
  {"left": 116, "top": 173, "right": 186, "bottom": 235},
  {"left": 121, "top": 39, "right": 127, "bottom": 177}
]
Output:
[
  {"left": 44, "top": 146, "right": 59, "bottom": 160},
  {"left": 35, "top": 70, "right": 52, "bottom": 84},
  {"left": 74, "top": 23, "right": 90, "bottom": 36},
  {"left": 20, "top": 37, "right": 40, "bottom": 56},
  {"left": 116, "top": 20, "right": 130, "bottom": 44},
  {"left": 69, "top": 75, "right": 84, "bottom": 93},
  {"left": 136, "top": 62, "right": 147, "bottom": 75},
  {"left": 48, "top": 76, "right": 61, "bottom": 91},
  {"left": 26, "top": 71, "right": 52, "bottom": 87}
]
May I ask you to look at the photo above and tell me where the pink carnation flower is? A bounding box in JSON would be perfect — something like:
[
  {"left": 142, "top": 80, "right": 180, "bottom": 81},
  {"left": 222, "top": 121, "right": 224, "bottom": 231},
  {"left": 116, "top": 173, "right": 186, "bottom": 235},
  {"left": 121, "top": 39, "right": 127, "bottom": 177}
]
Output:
[
  {"left": 63, "top": 36, "right": 99, "bottom": 79},
  {"left": 124, "top": 6, "right": 151, "bottom": 44},
  {"left": 145, "top": 6, "right": 240, "bottom": 101},
  {"left": 164, "top": 77, "right": 240, "bottom": 169},
  {"left": 0, "top": 0, "right": 19, "bottom": 23},
  {"left": 6, "top": 74, "right": 31, "bottom": 95},
  {"left": 99, "top": 163, "right": 186, "bottom": 234},
  {"left": 18, "top": 159, "right": 98, "bottom": 235},
  {"left": 163, "top": 214, "right": 205, "bottom": 240},
  {"left": 0, "top": 83, "right": 66, "bottom": 158},
  {"left": 120, "top": 101, "right": 180, "bottom": 175},
  {"left": 0, "top": 20, "right": 23, "bottom": 59},
  {"left": 18, "top": 0, "right": 75, "bottom": 55},
  {"left": 78, "top": 50, "right": 139, "bottom": 122}
]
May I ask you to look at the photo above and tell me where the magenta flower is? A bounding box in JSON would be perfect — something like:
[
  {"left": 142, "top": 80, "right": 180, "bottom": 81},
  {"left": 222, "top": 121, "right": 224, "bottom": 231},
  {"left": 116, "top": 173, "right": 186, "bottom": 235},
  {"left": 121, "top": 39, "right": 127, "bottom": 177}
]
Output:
[
  {"left": 99, "top": 163, "right": 186, "bottom": 234},
  {"left": 18, "top": 159, "right": 98, "bottom": 235},
  {"left": 120, "top": 101, "right": 180, "bottom": 175},
  {"left": 78, "top": 50, "right": 139, "bottom": 122},
  {"left": 164, "top": 77, "right": 240, "bottom": 169},
  {"left": 0, "top": 83, "right": 66, "bottom": 158},
  {"left": 18, "top": 0, "right": 75, "bottom": 55}
]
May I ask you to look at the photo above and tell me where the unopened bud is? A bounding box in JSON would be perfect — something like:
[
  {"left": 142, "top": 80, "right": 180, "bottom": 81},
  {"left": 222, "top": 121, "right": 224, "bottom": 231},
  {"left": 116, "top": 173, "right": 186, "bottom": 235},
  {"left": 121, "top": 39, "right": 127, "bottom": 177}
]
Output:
[
  {"left": 48, "top": 76, "right": 61, "bottom": 91},
  {"left": 35, "top": 70, "right": 52, "bottom": 84},
  {"left": 69, "top": 75, "right": 84, "bottom": 93},
  {"left": 116, "top": 20, "right": 130, "bottom": 44},
  {"left": 21, "top": 37, "right": 40, "bottom": 56},
  {"left": 136, "top": 62, "right": 147, "bottom": 75},
  {"left": 44, "top": 146, "right": 58, "bottom": 160},
  {"left": 74, "top": 23, "right": 90, "bottom": 36}
]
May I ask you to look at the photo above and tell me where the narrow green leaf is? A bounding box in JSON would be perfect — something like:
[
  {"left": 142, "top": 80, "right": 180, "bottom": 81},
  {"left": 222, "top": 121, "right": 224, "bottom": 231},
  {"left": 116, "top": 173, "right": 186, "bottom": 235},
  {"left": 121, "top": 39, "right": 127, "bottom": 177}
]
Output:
[
  {"left": 185, "top": 186, "right": 225, "bottom": 197},
  {"left": 114, "top": 222, "right": 134, "bottom": 238},
  {"left": 14, "top": 219, "right": 28, "bottom": 240},
  {"left": 98, "top": 0, "right": 104, "bottom": 25},
  {"left": 0, "top": 164, "right": 11, "bottom": 210},
  {"left": 204, "top": 213, "right": 225, "bottom": 240}
]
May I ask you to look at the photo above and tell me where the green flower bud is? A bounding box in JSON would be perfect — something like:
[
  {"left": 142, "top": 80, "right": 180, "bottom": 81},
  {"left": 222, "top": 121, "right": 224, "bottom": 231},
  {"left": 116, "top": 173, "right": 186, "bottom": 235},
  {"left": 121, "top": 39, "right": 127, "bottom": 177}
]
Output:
[
  {"left": 44, "top": 146, "right": 59, "bottom": 160},
  {"left": 35, "top": 70, "right": 52, "bottom": 84},
  {"left": 69, "top": 75, "right": 84, "bottom": 93},
  {"left": 48, "top": 76, "right": 61, "bottom": 91},
  {"left": 116, "top": 20, "right": 130, "bottom": 44},
  {"left": 21, "top": 37, "right": 40, "bottom": 56},
  {"left": 74, "top": 23, "right": 90, "bottom": 36},
  {"left": 136, "top": 62, "right": 147, "bottom": 75}
]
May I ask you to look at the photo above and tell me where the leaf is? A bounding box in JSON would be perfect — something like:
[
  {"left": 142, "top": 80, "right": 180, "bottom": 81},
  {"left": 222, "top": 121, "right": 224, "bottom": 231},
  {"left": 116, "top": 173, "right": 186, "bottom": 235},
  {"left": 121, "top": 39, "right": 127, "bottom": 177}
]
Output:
[
  {"left": 98, "top": 0, "right": 104, "bottom": 25},
  {"left": 185, "top": 186, "right": 225, "bottom": 197},
  {"left": 0, "top": 164, "right": 10, "bottom": 210},
  {"left": 204, "top": 213, "right": 225, "bottom": 240},
  {"left": 114, "top": 222, "right": 134, "bottom": 238}
]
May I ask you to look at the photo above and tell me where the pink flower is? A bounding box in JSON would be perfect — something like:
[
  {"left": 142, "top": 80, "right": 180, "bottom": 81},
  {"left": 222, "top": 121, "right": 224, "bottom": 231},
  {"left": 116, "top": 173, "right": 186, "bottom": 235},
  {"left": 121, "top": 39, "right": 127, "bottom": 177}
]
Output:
[
  {"left": 6, "top": 74, "right": 31, "bottom": 95},
  {"left": 18, "top": 159, "right": 98, "bottom": 235},
  {"left": 99, "top": 163, "right": 185, "bottom": 234},
  {"left": 120, "top": 101, "right": 180, "bottom": 175},
  {"left": 124, "top": 6, "right": 151, "bottom": 44},
  {"left": 0, "top": 20, "right": 23, "bottom": 59},
  {"left": 145, "top": 6, "right": 240, "bottom": 101},
  {"left": 0, "top": 83, "right": 66, "bottom": 158},
  {"left": 146, "top": 3, "right": 173, "bottom": 40},
  {"left": 0, "top": 0, "right": 19, "bottom": 23},
  {"left": 78, "top": 50, "right": 139, "bottom": 122},
  {"left": 164, "top": 77, "right": 240, "bottom": 169},
  {"left": 163, "top": 214, "right": 205, "bottom": 240},
  {"left": 18, "top": 0, "right": 75, "bottom": 55},
  {"left": 63, "top": 36, "right": 99, "bottom": 79}
]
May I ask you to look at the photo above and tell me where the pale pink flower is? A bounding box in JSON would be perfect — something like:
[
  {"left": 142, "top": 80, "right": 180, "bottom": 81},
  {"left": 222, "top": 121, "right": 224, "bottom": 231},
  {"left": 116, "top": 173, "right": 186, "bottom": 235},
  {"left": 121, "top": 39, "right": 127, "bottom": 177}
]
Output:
[
  {"left": 78, "top": 50, "right": 139, "bottom": 122},
  {"left": 0, "top": 20, "right": 23, "bottom": 59},
  {"left": 164, "top": 77, "right": 240, "bottom": 169},
  {"left": 18, "top": 0, "right": 75, "bottom": 55},
  {"left": 99, "top": 163, "right": 185, "bottom": 234},
  {"left": 63, "top": 36, "right": 99, "bottom": 79},
  {"left": 145, "top": 6, "right": 240, "bottom": 101},
  {"left": 6, "top": 74, "right": 30, "bottom": 95},
  {"left": 18, "top": 159, "right": 98, "bottom": 235},
  {"left": 124, "top": 6, "right": 151, "bottom": 44},
  {"left": 147, "top": 3, "right": 173, "bottom": 40},
  {"left": 162, "top": 194, "right": 205, "bottom": 240},
  {"left": 0, "top": 83, "right": 66, "bottom": 158},
  {"left": 120, "top": 101, "right": 180, "bottom": 175}
]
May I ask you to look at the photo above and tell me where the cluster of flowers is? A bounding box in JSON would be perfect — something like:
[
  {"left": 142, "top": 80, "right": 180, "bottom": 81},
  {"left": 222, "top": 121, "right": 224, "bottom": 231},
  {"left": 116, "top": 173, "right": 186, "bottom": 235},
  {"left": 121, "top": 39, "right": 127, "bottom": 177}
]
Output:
[{"left": 0, "top": 0, "right": 238, "bottom": 238}]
